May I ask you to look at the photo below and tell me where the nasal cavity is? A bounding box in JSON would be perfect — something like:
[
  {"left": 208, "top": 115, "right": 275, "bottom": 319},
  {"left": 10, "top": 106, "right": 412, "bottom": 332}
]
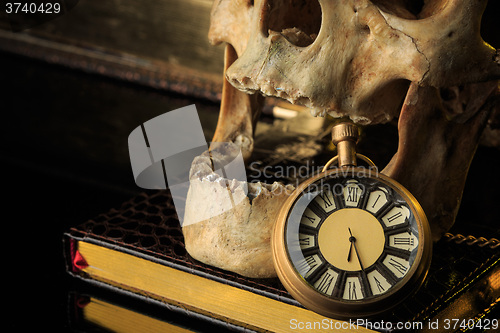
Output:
[{"left": 263, "top": 0, "right": 322, "bottom": 47}]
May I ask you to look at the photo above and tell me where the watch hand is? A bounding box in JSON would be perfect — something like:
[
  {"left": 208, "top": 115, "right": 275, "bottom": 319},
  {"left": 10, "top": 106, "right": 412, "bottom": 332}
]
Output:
[
  {"left": 348, "top": 228, "right": 364, "bottom": 271},
  {"left": 347, "top": 228, "right": 355, "bottom": 262},
  {"left": 347, "top": 242, "right": 353, "bottom": 262}
]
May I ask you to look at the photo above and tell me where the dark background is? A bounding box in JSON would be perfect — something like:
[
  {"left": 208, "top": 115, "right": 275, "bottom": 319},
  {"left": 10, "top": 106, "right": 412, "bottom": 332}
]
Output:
[{"left": 1, "top": 51, "right": 222, "bottom": 331}]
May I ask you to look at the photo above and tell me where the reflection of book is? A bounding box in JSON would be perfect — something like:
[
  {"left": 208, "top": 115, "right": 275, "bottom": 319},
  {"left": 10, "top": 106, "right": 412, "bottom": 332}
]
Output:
[
  {"left": 68, "top": 280, "right": 245, "bottom": 333},
  {"left": 72, "top": 294, "right": 199, "bottom": 333},
  {"left": 87, "top": 298, "right": 190, "bottom": 332},
  {"left": 64, "top": 190, "right": 499, "bottom": 333}
]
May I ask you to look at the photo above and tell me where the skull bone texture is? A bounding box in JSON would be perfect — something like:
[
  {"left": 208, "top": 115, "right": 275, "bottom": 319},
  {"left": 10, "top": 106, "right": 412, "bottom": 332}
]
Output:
[{"left": 182, "top": 0, "right": 500, "bottom": 278}]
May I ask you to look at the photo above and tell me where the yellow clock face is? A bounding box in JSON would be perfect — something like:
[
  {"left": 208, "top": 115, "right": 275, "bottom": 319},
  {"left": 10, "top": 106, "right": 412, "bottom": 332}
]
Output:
[{"left": 272, "top": 168, "right": 432, "bottom": 319}]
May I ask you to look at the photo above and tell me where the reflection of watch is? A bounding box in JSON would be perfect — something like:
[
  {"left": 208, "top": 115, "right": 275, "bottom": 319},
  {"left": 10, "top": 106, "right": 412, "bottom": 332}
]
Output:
[{"left": 272, "top": 122, "right": 432, "bottom": 319}]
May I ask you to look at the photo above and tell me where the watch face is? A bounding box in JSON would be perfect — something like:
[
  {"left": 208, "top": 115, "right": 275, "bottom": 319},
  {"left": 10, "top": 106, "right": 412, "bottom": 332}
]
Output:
[{"left": 272, "top": 168, "right": 432, "bottom": 319}]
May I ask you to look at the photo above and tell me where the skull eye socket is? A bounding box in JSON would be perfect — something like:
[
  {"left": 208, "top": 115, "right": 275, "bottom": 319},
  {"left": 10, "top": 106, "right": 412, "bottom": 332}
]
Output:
[
  {"left": 371, "top": 0, "right": 424, "bottom": 19},
  {"left": 263, "top": 0, "right": 322, "bottom": 47},
  {"left": 371, "top": 0, "right": 457, "bottom": 20}
]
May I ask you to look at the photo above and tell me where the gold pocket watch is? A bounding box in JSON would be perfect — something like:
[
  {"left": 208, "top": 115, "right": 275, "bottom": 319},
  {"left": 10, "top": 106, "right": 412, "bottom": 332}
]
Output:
[{"left": 272, "top": 122, "right": 432, "bottom": 319}]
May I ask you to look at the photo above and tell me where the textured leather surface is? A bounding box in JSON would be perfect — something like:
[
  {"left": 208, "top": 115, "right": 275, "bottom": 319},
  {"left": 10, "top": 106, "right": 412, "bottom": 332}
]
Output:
[
  {"left": 67, "top": 189, "right": 297, "bottom": 305},
  {"left": 66, "top": 188, "right": 499, "bottom": 327}
]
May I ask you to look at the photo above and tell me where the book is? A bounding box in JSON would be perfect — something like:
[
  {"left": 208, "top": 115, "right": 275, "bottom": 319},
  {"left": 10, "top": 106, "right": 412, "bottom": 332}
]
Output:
[
  {"left": 64, "top": 191, "right": 375, "bottom": 333},
  {"left": 64, "top": 189, "right": 499, "bottom": 333}
]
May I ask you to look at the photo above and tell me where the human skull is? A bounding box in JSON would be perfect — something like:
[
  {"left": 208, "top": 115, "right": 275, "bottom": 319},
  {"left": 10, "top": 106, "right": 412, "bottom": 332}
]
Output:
[
  {"left": 213, "top": 0, "right": 498, "bottom": 123},
  {"left": 182, "top": 0, "right": 500, "bottom": 277}
]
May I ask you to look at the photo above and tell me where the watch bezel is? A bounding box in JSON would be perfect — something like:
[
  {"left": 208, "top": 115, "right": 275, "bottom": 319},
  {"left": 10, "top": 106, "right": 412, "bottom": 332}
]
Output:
[{"left": 271, "top": 167, "right": 432, "bottom": 319}]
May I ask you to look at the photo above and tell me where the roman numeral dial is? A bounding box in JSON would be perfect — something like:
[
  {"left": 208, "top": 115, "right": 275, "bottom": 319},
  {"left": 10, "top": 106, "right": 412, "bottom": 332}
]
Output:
[
  {"left": 314, "top": 189, "right": 336, "bottom": 212},
  {"left": 300, "top": 208, "right": 321, "bottom": 229},
  {"left": 296, "top": 254, "right": 323, "bottom": 279},
  {"left": 389, "top": 232, "right": 418, "bottom": 252},
  {"left": 343, "top": 276, "right": 363, "bottom": 300},
  {"left": 367, "top": 269, "right": 392, "bottom": 295},
  {"left": 298, "top": 233, "right": 315, "bottom": 250},
  {"left": 343, "top": 180, "right": 362, "bottom": 207},
  {"left": 288, "top": 179, "right": 423, "bottom": 301},
  {"left": 274, "top": 170, "right": 432, "bottom": 319},
  {"left": 381, "top": 206, "right": 410, "bottom": 227},
  {"left": 366, "top": 187, "right": 389, "bottom": 215},
  {"left": 313, "top": 268, "right": 339, "bottom": 296},
  {"left": 383, "top": 255, "right": 410, "bottom": 278}
]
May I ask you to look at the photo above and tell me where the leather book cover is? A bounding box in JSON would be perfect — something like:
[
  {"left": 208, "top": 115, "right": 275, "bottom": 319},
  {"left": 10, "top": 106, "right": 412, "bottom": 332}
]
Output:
[
  {"left": 64, "top": 189, "right": 297, "bottom": 306},
  {"left": 63, "top": 189, "right": 499, "bottom": 332}
]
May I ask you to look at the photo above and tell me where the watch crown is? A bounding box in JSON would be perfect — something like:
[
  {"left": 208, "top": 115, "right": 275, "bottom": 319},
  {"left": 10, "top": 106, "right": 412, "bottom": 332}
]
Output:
[
  {"left": 331, "top": 122, "right": 360, "bottom": 167},
  {"left": 331, "top": 122, "right": 359, "bottom": 146}
]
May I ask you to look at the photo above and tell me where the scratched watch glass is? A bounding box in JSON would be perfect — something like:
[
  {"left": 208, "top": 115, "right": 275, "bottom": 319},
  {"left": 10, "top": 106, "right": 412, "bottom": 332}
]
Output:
[{"left": 272, "top": 170, "right": 432, "bottom": 319}]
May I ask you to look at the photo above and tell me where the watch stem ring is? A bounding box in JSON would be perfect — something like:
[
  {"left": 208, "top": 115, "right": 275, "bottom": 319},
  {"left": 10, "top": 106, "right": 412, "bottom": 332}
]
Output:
[{"left": 322, "top": 154, "right": 377, "bottom": 172}]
